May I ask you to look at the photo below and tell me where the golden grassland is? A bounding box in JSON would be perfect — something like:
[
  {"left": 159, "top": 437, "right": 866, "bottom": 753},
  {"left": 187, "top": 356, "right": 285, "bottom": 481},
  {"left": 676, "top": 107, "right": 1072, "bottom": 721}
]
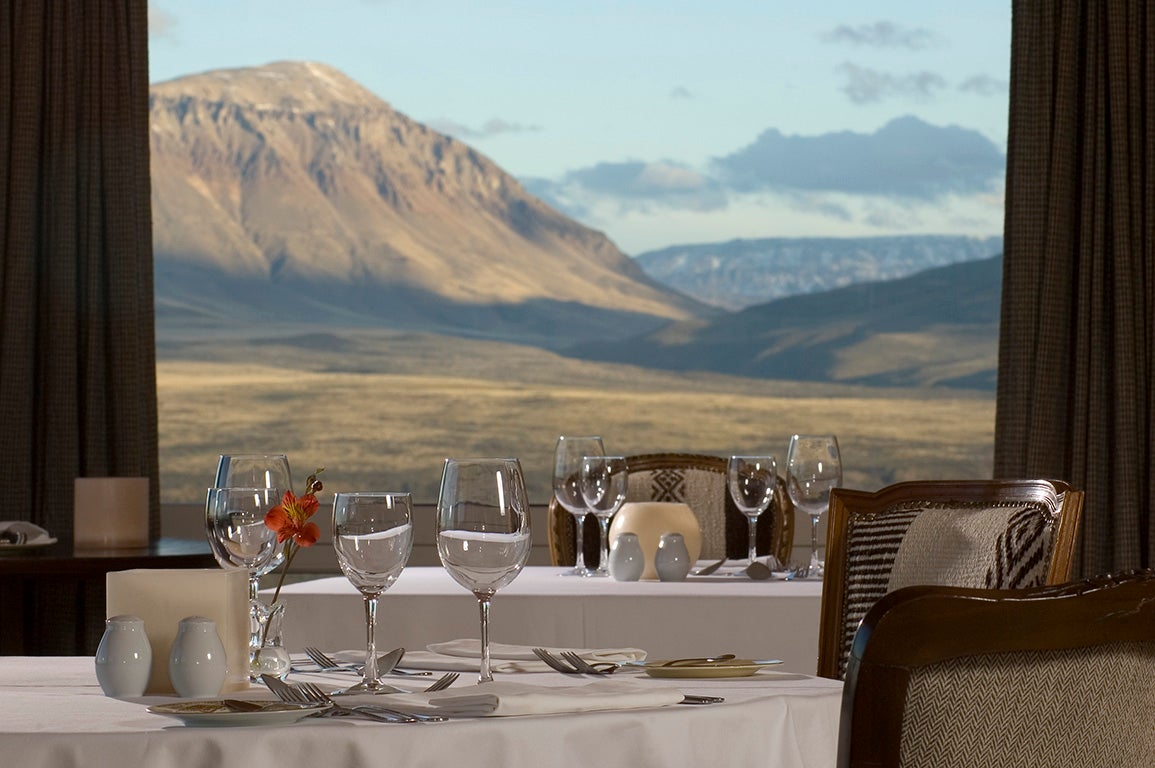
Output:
[{"left": 156, "top": 329, "right": 995, "bottom": 504}]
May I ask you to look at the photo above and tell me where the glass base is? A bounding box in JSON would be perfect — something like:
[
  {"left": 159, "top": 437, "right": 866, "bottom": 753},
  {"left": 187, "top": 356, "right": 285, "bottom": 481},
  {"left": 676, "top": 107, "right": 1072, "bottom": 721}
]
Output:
[{"left": 332, "top": 679, "right": 400, "bottom": 695}]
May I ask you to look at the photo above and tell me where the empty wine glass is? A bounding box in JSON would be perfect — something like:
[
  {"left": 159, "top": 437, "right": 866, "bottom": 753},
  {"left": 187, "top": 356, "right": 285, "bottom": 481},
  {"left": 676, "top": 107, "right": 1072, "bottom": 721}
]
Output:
[
  {"left": 205, "top": 486, "right": 281, "bottom": 599},
  {"left": 437, "top": 458, "right": 532, "bottom": 683},
  {"left": 553, "top": 435, "right": 605, "bottom": 576},
  {"left": 728, "top": 455, "right": 777, "bottom": 566},
  {"left": 332, "top": 491, "right": 414, "bottom": 694},
  {"left": 214, "top": 453, "right": 292, "bottom": 578},
  {"left": 579, "top": 455, "right": 628, "bottom": 578},
  {"left": 205, "top": 485, "right": 280, "bottom": 675},
  {"left": 785, "top": 435, "right": 842, "bottom": 577}
]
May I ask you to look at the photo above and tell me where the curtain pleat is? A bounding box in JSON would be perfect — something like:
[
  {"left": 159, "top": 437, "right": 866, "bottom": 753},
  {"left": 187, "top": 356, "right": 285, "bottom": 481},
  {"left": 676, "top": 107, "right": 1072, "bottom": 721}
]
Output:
[
  {"left": 997, "top": 0, "right": 1153, "bottom": 575},
  {"left": 0, "top": 0, "right": 158, "bottom": 545}
]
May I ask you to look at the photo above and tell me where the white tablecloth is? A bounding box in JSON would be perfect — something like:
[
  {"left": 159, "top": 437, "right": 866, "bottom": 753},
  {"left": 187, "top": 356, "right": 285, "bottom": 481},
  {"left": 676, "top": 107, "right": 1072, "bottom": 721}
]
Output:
[
  {"left": 268, "top": 566, "right": 825, "bottom": 675},
  {"left": 0, "top": 656, "right": 842, "bottom": 768}
]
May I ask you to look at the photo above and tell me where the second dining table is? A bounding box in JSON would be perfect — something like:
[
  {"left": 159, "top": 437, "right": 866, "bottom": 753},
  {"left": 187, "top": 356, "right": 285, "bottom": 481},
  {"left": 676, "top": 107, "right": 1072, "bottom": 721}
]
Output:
[{"left": 269, "top": 565, "right": 824, "bottom": 675}]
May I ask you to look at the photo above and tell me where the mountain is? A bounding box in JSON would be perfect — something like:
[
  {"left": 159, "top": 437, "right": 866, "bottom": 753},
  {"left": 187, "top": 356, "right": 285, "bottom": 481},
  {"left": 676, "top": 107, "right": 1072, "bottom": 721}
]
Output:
[
  {"left": 633, "top": 235, "right": 1002, "bottom": 310},
  {"left": 565, "top": 255, "right": 1003, "bottom": 390},
  {"left": 149, "top": 61, "right": 705, "bottom": 347}
]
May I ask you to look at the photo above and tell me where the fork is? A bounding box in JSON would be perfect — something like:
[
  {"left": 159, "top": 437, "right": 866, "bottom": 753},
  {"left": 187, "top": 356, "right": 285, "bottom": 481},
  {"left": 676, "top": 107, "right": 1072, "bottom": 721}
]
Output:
[
  {"left": 560, "top": 651, "right": 616, "bottom": 675},
  {"left": 528, "top": 653, "right": 725, "bottom": 705},
  {"left": 262, "top": 674, "right": 402, "bottom": 723},
  {"left": 297, "top": 681, "right": 449, "bottom": 723},
  {"left": 303, "top": 646, "right": 429, "bottom": 676},
  {"left": 422, "top": 672, "right": 460, "bottom": 692},
  {"left": 532, "top": 647, "right": 581, "bottom": 673}
]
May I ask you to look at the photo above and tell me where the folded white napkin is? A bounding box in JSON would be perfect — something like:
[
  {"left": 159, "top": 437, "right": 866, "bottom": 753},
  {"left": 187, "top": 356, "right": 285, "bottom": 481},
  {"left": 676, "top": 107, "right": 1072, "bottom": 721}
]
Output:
[
  {"left": 0, "top": 521, "right": 53, "bottom": 545},
  {"left": 399, "top": 640, "right": 647, "bottom": 673},
  {"left": 342, "top": 679, "right": 682, "bottom": 717}
]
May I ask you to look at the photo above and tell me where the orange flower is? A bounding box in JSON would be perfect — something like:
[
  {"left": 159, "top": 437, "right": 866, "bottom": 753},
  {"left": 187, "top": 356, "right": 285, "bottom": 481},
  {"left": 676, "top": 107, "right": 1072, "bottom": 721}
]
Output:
[{"left": 265, "top": 490, "right": 321, "bottom": 547}]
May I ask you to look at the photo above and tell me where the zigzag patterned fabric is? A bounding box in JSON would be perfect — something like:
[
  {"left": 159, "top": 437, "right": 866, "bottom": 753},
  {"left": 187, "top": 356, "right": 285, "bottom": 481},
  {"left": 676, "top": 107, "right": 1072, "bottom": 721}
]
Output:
[
  {"left": 840, "top": 507, "right": 923, "bottom": 678},
  {"left": 899, "top": 642, "right": 1155, "bottom": 767},
  {"left": 984, "top": 505, "right": 1050, "bottom": 588},
  {"left": 626, "top": 468, "right": 727, "bottom": 558}
]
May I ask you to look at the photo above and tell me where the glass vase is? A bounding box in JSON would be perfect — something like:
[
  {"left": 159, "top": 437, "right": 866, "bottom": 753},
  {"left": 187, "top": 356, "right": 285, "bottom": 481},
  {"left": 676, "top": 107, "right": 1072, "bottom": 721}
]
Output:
[{"left": 250, "top": 600, "right": 291, "bottom": 680}]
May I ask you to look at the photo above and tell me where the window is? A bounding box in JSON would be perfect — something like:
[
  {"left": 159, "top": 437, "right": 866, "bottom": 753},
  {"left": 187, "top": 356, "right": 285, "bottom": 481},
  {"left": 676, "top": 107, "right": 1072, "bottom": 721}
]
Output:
[{"left": 148, "top": 1, "right": 1009, "bottom": 502}]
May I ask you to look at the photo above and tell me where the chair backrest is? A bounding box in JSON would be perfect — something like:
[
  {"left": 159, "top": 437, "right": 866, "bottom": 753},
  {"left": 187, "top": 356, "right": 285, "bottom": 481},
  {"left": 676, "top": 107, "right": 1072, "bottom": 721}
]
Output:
[
  {"left": 817, "top": 479, "right": 1084, "bottom": 679},
  {"left": 837, "top": 571, "right": 1155, "bottom": 768},
  {"left": 546, "top": 452, "right": 794, "bottom": 568}
]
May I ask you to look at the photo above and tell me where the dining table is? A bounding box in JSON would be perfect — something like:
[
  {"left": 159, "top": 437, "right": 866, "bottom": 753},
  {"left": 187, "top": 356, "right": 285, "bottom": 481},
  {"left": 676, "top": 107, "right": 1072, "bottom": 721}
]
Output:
[
  {"left": 268, "top": 565, "right": 825, "bottom": 675},
  {"left": 0, "top": 654, "right": 843, "bottom": 768}
]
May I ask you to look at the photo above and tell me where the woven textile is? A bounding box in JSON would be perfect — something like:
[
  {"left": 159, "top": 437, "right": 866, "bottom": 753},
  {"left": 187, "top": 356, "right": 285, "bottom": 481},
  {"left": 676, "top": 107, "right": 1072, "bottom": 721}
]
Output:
[
  {"left": 626, "top": 468, "right": 726, "bottom": 558},
  {"left": 840, "top": 501, "right": 1057, "bottom": 679},
  {"left": 887, "top": 507, "right": 1018, "bottom": 592},
  {"left": 900, "top": 642, "right": 1155, "bottom": 768},
  {"left": 839, "top": 506, "right": 922, "bottom": 678}
]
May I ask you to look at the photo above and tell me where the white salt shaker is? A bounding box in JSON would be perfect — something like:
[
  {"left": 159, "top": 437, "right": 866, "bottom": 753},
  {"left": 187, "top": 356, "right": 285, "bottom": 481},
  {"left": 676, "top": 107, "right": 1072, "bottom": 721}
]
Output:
[
  {"left": 169, "top": 616, "right": 227, "bottom": 698},
  {"left": 94, "top": 615, "right": 152, "bottom": 698},
  {"left": 655, "top": 532, "right": 692, "bottom": 581},
  {"left": 609, "top": 531, "right": 644, "bottom": 581}
]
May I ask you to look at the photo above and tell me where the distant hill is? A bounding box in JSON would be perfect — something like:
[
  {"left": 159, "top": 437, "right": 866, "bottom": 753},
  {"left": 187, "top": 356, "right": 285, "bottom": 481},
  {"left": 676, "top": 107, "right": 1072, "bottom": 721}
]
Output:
[
  {"left": 149, "top": 61, "right": 705, "bottom": 347},
  {"left": 566, "top": 255, "right": 1003, "bottom": 390},
  {"left": 633, "top": 235, "right": 1002, "bottom": 310}
]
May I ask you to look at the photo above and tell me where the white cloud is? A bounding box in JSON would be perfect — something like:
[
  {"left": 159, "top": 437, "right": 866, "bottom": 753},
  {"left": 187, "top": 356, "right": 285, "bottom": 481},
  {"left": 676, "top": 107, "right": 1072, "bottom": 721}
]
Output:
[{"left": 823, "top": 21, "right": 939, "bottom": 50}]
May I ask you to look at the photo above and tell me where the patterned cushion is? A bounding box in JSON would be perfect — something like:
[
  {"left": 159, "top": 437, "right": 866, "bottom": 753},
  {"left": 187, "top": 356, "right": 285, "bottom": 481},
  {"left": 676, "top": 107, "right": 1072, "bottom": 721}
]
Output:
[
  {"left": 886, "top": 506, "right": 1030, "bottom": 592},
  {"left": 899, "top": 642, "right": 1155, "bottom": 767},
  {"left": 626, "top": 467, "right": 727, "bottom": 558},
  {"left": 839, "top": 501, "right": 1056, "bottom": 679}
]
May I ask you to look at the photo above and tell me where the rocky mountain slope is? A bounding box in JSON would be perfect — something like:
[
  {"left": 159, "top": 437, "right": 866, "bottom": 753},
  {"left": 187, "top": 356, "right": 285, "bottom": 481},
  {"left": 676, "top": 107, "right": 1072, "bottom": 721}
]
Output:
[
  {"left": 633, "top": 235, "right": 1002, "bottom": 310},
  {"left": 149, "top": 61, "right": 704, "bottom": 346},
  {"left": 566, "top": 255, "right": 1003, "bottom": 390}
]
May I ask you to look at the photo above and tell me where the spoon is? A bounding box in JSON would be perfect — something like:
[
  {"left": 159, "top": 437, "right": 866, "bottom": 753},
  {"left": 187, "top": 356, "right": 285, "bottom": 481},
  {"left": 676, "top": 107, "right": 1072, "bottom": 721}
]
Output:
[{"left": 691, "top": 558, "right": 726, "bottom": 576}]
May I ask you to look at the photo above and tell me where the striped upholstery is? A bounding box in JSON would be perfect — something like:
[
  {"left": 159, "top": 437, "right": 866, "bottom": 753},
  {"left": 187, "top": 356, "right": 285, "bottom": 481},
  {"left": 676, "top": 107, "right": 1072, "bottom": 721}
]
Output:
[
  {"left": 837, "top": 500, "right": 1056, "bottom": 679},
  {"left": 899, "top": 642, "right": 1155, "bottom": 767}
]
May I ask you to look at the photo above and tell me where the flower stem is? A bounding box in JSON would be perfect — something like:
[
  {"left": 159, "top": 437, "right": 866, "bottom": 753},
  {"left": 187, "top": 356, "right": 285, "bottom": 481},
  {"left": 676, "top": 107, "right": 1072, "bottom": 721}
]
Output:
[{"left": 261, "top": 542, "right": 298, "bottom": 646}]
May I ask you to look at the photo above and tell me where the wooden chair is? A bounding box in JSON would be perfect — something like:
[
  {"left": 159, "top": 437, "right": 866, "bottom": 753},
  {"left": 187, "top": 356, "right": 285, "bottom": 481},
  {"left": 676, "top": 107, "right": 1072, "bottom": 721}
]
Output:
[
  {"left": 547, "top": 452, "right": 793, "bottom": 569},
  {"left": 817, "top": 479, "right": 1084, "bottom": 679},
  {"left": 838, "top": 570, "right": 1155, "bottom": 768}
]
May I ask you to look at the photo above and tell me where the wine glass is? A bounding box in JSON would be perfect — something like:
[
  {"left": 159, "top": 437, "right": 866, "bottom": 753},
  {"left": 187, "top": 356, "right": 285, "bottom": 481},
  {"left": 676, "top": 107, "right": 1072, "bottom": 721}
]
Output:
[
  {"left": 205, "top": 485, "right": 280, "bottom": 674},
  {"left": 553, "top": 436, "right": 605, "bottom": 576},
  {"left": 728, "top": 455, "right": 778, "bottom": 566},
  {"left": 214, "top": 453, "right": 292, "bottom": 579},
  {"left": 204, "top": 486, "right": 281, "bottom": 599},
  {"left": 332, "top": 492, "right": 414, "bottom": 694},
  {"left": 785, "top": 435, "right": 842, "bottom": 577},
  {"left": 579, "top": 455, "right": 628, "bottom": 577},
  {"left": 437, "top": 458, "right": 532, "bottom": 683}
]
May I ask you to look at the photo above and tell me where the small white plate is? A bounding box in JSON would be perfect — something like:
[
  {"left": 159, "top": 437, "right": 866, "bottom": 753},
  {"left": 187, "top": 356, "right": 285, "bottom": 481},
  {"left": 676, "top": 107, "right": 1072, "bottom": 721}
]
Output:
[
  {"left": 641, "top": 659, "right": 783, "bottom": 679},
  {"left": 147, "top": 700, "right": 330, "bottom": 727},
  {"left": 0, "top": 537, "right": 57, "bottom": 554}
]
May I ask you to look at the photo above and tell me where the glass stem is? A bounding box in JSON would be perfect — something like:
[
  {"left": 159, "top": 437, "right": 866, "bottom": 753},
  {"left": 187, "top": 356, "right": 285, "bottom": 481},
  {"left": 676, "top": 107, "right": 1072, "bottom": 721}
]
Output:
[
  {"left": 572, "top": 511, "right": 587, "bottom": 571},
  {"left": 363, "top": 594, "right": 379, "bottom": 686},
  {"left": 810, "top": 514, "right": 821, "bottom": 568},
  {"left": 478, "top": 594, "right": 493, "bottom": 683},
  {"left": 248, "top": 573, "right": 260, "bottom": 602},
  {"left": 747, "top": 515, "right": 759, "bottom": 563},
  {"left": 597, "top": 516, "right": 611, "bottom": 572}
]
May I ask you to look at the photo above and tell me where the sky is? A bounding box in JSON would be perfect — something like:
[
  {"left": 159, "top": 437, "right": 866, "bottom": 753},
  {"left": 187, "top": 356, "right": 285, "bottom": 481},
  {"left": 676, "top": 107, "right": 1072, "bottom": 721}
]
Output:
[{"left": 147, "top": 1, "right": 1011, "bottom": 256}]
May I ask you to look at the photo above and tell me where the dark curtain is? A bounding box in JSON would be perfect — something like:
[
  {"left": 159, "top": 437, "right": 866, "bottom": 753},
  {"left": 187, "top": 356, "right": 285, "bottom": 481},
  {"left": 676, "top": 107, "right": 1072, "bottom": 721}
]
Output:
[
  {"left": 996, "top": 1, "right": 1154, "bottom": 575},
  {"left": 0, "top": 1, "right": 159, "bottom": 540}
]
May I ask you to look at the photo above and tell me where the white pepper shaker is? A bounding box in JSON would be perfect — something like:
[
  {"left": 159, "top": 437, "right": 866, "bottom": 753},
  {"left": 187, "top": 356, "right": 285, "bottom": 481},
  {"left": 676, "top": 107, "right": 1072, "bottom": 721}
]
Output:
[
  {"left": 609, "top": 531, "right": 644, "bottom": 581},
  {"left": 168, "top": 616, "right": 227, "bottom": 698},
  {"left": 655, "top": 532, "right": 692, "bottom": 581},
  {"left": 94, "top": 615, "right": 152, "bottom": 698}
]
